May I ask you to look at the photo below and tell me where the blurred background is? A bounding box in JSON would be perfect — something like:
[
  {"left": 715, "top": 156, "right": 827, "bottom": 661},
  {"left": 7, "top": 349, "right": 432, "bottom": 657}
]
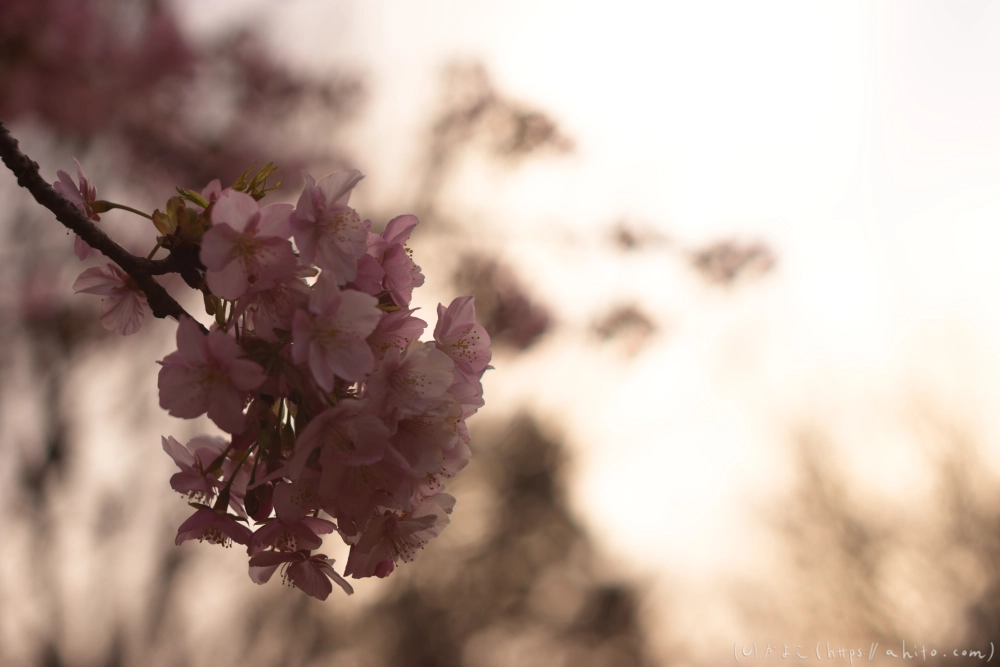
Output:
[{"left": 3, "top": 0, "right": 1000, "bottom": 665}]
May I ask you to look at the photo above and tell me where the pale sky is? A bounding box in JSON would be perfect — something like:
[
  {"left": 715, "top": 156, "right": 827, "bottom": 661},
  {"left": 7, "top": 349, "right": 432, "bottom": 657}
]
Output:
[{"left": 180, "top": 0, "right": 1000, "bottom": 584}]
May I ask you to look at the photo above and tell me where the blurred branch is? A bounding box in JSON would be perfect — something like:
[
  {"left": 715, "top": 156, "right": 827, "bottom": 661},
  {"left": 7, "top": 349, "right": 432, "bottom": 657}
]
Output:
[{"left": 0, "top": 120, "right": 202, "bottom": 329}]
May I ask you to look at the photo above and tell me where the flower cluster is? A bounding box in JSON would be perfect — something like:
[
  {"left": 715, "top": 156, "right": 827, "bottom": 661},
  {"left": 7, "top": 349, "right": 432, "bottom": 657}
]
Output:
[{"left": 64, "top": 161, "right": 491, "bottom": 600}]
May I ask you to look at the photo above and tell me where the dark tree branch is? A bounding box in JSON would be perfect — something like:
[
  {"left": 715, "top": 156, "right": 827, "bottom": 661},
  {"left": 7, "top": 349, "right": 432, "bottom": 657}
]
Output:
[{"left": 0, "top": 120, "right": 206, "bottom": 332}]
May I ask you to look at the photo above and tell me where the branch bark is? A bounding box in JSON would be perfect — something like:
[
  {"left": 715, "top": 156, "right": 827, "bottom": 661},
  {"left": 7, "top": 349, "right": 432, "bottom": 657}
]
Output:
[{"left": 0, "top": 120, "right": 205, "bottom": 332}]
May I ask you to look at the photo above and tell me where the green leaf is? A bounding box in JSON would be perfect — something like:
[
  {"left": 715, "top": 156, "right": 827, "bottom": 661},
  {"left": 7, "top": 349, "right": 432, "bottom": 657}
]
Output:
[{"left": 175, "top": 187, "right": 209, "bottom": 209}]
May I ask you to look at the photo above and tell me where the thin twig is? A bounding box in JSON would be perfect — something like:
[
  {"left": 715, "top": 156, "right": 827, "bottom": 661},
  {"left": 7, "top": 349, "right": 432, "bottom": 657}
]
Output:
[{"left": 0, "top": 120, "right": 206, "bottom": 332}]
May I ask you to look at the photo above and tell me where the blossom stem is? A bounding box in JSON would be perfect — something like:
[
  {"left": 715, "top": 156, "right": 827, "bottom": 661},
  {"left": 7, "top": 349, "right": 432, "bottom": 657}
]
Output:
[
  {"left": 0, "top": 121, "right": 206, "bottom": 332},
  {"left": 205, "top": 443, "right": 234, "bottom": 476},
  {"left": 248, "top": 446, "right": 262, "bottom": 485},
  {"left": 214, "top": 442, "right": 257, "bottom": 511},
  {"left": 146, "top": 242, "right": 162, "bottom": 260},
  {"left": 99, "top": 201, "right": 153, "bottom": 220}
]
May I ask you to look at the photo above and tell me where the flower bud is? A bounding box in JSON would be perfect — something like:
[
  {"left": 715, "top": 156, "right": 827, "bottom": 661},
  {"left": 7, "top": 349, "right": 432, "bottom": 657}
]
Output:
[{"left": 245, "top": 482, "right": 273, "bottom": 522}]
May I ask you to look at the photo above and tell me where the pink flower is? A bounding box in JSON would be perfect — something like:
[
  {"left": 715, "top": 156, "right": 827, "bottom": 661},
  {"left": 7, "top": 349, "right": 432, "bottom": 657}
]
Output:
[
  {"left": 157, "top": 316, "right": 267, "bottom": 433},
  {"left": 388, "top": 401, "right": 462, "bottom": 479},
  {"left": 248, "top": 551, "right": 354, "bottom": 599},
  {"left": 364, "top": 341, "right": 455, "bottom": 419},
  {"left": 367, "top": 308, "right": 427, "bottom": 361},
  {"left": 73, "top": 261, "right": 150, "bottom": 335},
  {"left": 175, "top": 507, "right": 252, "bottom": 548},
  {"left": 54, "top": 157, "right": 99, "bottom": 221},
  {"left": 315, "top": 454, "right": 415, "bottom": 538},
  {"left": 247, "top": 481, "right": 336, "bottom": 555},
  {"left": 291, "top": 170, "right": 368, "bottom": 284},
  {"left": 201, "top": 189, "right": 297, "bottom": 300},
  {"left": 233, "top": 265, "right": 315, "bottom": 342},
  {"left": 343, "top": 493, "right": 455, "bottom": 579},
  {"left": 53, "top": 157, "right": 98, "bottom": 259},
  {"left": 434, "top": 296, "right": 492, "bottom": 374},
  {"left": 367, "top": 215, "right": 425, "bottom": 307},
  {"left": 417, "top": 437, "right": 472, "bottom": 501},
  {"left": 161, "top": 435, "right": 226, "bottom": 503},
  {"left": 346, "top": 250, "right": 385, "bottom": 297},
  {"left": 291, "top": 276, "right": 382, "bottom": 389},
  {"left": 286, "top": 399, "right": 391, "bottom": 480}
]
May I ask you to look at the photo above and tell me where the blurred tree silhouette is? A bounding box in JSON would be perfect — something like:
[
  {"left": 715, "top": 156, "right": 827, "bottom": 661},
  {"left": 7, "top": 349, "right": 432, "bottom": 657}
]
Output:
[
  {"left": 727, "top": 417, "right": 1000, "bottom": 667},
  {"left": 339, "top": 415, "right": 654, "bottom": 667},
  {"left": 453, "top": 256, "right": 550, "bottom": 351}
]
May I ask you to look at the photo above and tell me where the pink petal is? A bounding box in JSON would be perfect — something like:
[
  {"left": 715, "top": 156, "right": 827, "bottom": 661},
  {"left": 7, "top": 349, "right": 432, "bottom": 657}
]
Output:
[
  {"left": 73, "top": 266, "right": 119, "bottom": 296},
  {"left": 199, "top": 223, "right": 241, "bottom": 271},
  {"left": 316, "top": 169, "right": 364, "bottom": 207},
  {"left": 382, "top": 214, "right": 418, "bottom": 246},
  {"left": 291, "top": 309, "right": 314, "bottom": 366},
  {"left": 175, "top": 316, "right": 209, "bottom": 364},
  {"left": 100, "top": 290, "right": 146, "bottom": 335},
  {"left": 207, "top": 388, "right": 247, "bottom": 434},
  {"left": 206, "top": 257, "right": 252, "bottom": 300},
  {"left": 74, "top": 235, "right": 92, "bottom": 260},
  {"left": 201, "top": 179, "right": 222, "bottom": 204},
  {"left": 248, "top": 561, "right": 281, "bottom": 585},
  {"left": 54, "top": 170, "right": 84, "bottom": 208},
  {"left": 254, "top": 237, "right": 298, "bottom": 282},
  {"left": 257, "top": 203, "right": 293, "bottom": 239},
  {"left": 162, "top": 435, "right": 196, "bottom": 469},
  {"left": 157, "top": 364, "right": 208, "bottom": 419},
  {"left": 211, "top": 189, "right": 259, "bottom": 234},
  {"left": 317, "top": 561, "right": 355, "bottom": 595},
  {"left": 308, "top": 343, "right": 336, "bottom": 392},
  {"left": 227, "top": 358, "right": 268, "bottom": 391},
  {"left": 287, "top": 561, "right": 333, "bottom": 600}
]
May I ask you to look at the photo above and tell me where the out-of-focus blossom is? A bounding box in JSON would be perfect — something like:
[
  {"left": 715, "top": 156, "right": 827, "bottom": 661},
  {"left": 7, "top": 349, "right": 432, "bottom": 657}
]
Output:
[
  {"left": 175, "top": 507, "right": 252, "bottom": 547},
  {"left": 248, "top": 551, "right": 353, "bottom": 599},
  {"left": 344, "top": 493, "right": 455, "bottom": 579},
  {"left": 72, "top": 261, "right": 149, "bottom": 335},
  {"left": 161, "top": 435, "right": 227, "bottom": 503},
  {"left": 53, "top": 157, "right": 99, "bottom": 259}
]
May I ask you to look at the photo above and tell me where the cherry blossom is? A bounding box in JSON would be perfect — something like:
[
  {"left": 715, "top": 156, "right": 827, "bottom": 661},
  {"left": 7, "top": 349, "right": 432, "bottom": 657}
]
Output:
[
  {"left": 45, "top": 152, "right": 494, "bottom": 600},
  {"left": 247, "top": 481, "right": 336, "bottom": 555},
  {"left": 248, "top": 551, "right": 353, "bottom": 600},
  {"left": 434, "top": 296, "right": 492, "bottom": 374},
  {"left": 161, "top": 435, "right": 227, "bottom": 503},
  {"left": 291, "top": 276, "right": 381, "bottom": 389},
  {"left": 364, "top": 341, "right": 455, "bottom": 420},
  {"left": 53, "top": 157, "right": 98, "bottom": 259},
  {"left": 343, "top": 493, "right": 455, "bottom": 579},
  {"left": 367, "top": 307, "right": 427, "bottom": 361},
  {"left": 366, "top": 215, "right": 425, "bottom": 307},
  {"left": 286, "top": 399, "right": 392, "bottom": 480},
  {"left": 201, "top": 189, "right": 297, "bottom": 300},
  {"left": 175, "top": 507, "right": 252, "bottom": 548},
  {"left": 157, "top": 316, "right": 267, "bottom": 433},
  {"left": 291, "top": 170, "right": 367, "bottom": 284},
  {"left": 73, "top": 261, "right": 150, "bottom": 335},
  {"left": 233, "top": 265, "right": 315, "bottom": 342}
]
